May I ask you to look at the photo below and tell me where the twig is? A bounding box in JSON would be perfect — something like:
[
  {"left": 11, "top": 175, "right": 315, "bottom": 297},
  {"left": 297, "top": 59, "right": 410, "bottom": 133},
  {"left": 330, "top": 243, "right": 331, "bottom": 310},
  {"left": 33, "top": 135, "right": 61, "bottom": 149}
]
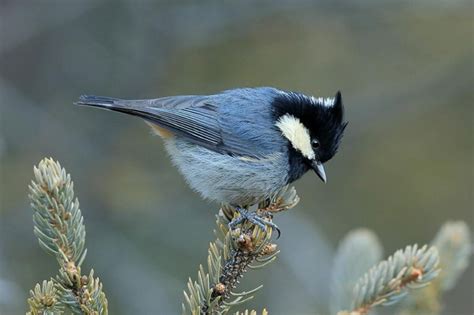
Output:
[
  {"left": 338, "top": 244, "right": 440, "bottom": 315},
  {"left": 28, "top": 158, "right": 108, "bottom": 315},
  {"left": 182, "top": 187, "right": 299, "bottom": 315}
]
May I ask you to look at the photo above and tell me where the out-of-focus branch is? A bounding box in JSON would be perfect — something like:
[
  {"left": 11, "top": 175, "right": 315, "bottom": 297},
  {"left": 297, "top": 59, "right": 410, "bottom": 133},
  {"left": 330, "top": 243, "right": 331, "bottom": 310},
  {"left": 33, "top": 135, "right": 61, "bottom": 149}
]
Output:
[
  {"left": 329, "top": 229, "right": 383, "bottom": 314},
  {"left": 431, "top": 221, "right": 471, "bottom": 291},
  {"left": 337, "top": 244, "right": 440, "bottom": 315},
  {"left": 396, "top": 221, "right": 472, "bottom": 315}
]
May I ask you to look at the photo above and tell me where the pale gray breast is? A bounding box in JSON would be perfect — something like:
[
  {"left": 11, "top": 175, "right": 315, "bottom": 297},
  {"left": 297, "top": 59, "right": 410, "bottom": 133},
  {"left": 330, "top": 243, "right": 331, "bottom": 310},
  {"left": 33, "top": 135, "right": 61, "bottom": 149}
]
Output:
[{"left": 164, "top": 138, "right": 289, "bottom": 205}]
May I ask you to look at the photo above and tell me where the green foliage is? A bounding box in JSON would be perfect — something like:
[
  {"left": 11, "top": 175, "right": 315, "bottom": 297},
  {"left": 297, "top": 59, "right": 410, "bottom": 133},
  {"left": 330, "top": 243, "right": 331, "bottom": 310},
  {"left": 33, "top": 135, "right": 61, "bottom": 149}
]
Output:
[
  {"left": 431, "top": 221, "right": 471, "bottom": 291},
  {"left": 182, "top": 187, "right": 299, "bottom": 315},
  {"left": 330, "top": 229, "right": 383, "bottom": 314},
  {"left": 346, "top": 244, "right": 439, "bottom": 315},
  {"left": 30, "top": 159, "right": 86, "bottom": 267},
  {"left": 27, "top": 280, "right": 63, "bottom": 315},
  {"left": 25, "top": 158, "right": 471, "bottom": 315},
  {"left": 335, "top": 221, "right": 472, "bottom": 315},
  {"left": 396, "top": 221, "right": 472, "bottom": 315},
  {"left": 28, "top": 158, "right": 108, "bottom": 315}
]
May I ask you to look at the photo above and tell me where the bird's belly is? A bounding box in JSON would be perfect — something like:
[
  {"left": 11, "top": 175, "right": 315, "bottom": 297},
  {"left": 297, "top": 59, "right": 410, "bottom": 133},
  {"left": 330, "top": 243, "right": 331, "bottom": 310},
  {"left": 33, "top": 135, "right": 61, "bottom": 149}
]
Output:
[{"left": 164, "top": 139, "right": 289, "bottom": 205}]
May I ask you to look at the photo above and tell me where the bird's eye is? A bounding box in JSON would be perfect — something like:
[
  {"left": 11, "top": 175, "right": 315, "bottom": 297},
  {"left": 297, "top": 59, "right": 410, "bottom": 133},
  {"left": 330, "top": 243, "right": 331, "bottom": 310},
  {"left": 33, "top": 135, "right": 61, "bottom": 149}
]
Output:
[{"left": 311, "top": 139, "right": 320, "bottom": 149}]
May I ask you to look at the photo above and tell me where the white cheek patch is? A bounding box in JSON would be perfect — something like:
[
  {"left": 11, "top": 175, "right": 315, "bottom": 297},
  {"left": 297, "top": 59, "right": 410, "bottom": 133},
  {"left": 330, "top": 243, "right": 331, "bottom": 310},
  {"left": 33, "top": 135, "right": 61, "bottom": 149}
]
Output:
[{"left": 275, "top": 114, "right": 315, "bottom": 159}]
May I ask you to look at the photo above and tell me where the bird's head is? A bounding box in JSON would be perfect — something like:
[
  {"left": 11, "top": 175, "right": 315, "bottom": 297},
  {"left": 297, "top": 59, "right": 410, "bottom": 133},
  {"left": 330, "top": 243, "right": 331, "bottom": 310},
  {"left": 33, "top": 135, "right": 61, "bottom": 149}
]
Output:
[{"left": 273, "top": 90, "right": 348, "bottom": 183}]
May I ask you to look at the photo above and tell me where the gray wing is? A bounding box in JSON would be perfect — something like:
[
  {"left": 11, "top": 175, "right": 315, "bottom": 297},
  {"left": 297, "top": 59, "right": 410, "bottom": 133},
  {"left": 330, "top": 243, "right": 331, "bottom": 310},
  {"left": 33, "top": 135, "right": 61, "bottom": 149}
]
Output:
[{"left": 76, "top": 94, "right": 258, "bottom": 156}]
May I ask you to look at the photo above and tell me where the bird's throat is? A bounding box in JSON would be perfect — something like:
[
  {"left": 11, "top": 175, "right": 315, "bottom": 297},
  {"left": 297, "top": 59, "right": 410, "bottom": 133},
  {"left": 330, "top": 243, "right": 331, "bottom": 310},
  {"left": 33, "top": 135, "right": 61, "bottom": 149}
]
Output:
[{"left": 286, "top": 147, "right": 310, "bottom": 184}]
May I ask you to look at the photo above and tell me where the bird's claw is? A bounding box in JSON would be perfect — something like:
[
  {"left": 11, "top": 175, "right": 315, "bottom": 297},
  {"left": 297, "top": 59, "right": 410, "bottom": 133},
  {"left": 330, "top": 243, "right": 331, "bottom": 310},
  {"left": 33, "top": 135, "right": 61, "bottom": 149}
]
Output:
[{"left": 228, "top": 207, "right": 281, "bottom": 238}]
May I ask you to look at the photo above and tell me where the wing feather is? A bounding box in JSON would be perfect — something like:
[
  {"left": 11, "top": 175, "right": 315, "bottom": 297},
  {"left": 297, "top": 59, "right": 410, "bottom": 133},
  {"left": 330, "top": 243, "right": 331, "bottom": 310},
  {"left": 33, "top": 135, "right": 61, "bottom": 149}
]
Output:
[
  {"left": 76, "top": 94, "right": 246, "bottom": 154},
  {"left": 76, "top": 93, "right": 279, "bottom": 157}
]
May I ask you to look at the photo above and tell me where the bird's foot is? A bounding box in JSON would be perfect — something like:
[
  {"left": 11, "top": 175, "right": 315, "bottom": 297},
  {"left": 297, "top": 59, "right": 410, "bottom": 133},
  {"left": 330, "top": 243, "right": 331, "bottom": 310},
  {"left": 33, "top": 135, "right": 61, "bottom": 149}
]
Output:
[{"left": 228, "top": 207, "right": 281, "bottom": 238}]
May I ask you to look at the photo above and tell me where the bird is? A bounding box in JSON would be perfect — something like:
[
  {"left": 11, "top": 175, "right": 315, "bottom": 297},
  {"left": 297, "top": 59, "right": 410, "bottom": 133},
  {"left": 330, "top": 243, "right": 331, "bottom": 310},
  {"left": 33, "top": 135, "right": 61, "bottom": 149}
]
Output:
[{"left": 75, "top": 87, "right": 347, "bottom": 231}]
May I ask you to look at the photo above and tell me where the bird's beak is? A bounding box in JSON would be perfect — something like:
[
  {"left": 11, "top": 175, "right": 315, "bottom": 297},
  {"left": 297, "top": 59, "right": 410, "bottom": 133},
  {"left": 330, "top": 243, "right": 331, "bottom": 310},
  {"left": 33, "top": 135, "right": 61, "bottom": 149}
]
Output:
[{"left": 311, "top": 161, "right": 327, "bottom": 183}]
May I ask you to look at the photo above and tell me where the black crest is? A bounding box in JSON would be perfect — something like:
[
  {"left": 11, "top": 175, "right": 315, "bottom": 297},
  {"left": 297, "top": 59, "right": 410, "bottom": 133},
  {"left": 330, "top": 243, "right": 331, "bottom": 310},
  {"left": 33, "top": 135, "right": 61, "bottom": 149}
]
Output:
[{"left": 272, "top": 90, "right": 348, "bottom": 163}]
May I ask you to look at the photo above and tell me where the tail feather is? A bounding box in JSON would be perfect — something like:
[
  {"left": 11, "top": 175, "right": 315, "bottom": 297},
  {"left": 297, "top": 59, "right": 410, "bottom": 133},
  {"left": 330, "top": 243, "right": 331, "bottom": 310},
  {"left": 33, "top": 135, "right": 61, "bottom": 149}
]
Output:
[
  {"left": 74, "top": 94, "right": 159, "bottom": 123},
  {"left": 75, "top": 95, "right": 122, "bottom": 108}
]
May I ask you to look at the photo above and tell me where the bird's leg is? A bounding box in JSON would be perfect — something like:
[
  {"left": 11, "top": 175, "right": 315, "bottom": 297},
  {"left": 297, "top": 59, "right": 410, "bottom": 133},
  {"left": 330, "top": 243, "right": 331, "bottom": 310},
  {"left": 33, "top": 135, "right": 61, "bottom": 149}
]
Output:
[
  {"left": 228, "top": 207, "right": 248, "bottom": 229},
  {"left": 229, "top": 207, "right": 281, "bottom": 238}
]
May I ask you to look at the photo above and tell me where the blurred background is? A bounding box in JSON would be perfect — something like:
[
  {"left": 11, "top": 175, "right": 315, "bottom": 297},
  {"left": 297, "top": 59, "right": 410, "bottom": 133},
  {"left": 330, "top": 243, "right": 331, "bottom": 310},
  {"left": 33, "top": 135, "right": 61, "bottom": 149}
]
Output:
[{"left": 0, "top": 1, "right": 472, "bottom": 314}]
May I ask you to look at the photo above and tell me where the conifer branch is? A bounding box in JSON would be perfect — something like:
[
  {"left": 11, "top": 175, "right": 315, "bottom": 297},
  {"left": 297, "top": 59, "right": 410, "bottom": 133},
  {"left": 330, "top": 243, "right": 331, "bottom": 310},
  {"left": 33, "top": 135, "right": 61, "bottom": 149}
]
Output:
[
  {"left": 396, "top": 221, "right": 472, "bottom": 315},
  {"left": 28, "top": 158, "right": 108, "bottom": 315},
  {"left": 338, "top": 244, "right": 440, "bottom": 315},
  {"left": 27, "top": 280, "right": 63, "bottom": 315},
  {"left": 431, "top": 221, "right": 471, "bottom": 291},
  {"left": 329, "top": 229, "right": 383, "bottom": 314},
  {"left": 182, "top": 186, "right": 299, "bottom": 315},
  {"left": 25, "top": 158, "right": 469, "bottom": 315}
]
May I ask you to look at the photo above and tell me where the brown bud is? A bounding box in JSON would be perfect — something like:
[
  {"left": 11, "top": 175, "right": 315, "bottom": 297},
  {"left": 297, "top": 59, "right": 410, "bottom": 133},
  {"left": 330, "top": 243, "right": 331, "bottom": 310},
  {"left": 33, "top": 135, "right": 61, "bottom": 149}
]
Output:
[
  {"left": 81, "top": 275, "right": 89, "bottom": 286},
  {"left": 41, "top": 295, "right": 55, "bottom": 307},
  {"left": 410, "top": 267, "right": 423, "bottom": 280},
  {"left": 81, "top": 289, "right": 90, "bottom": 303},
  {"left": 236, "top": 234, "right": 254, "bottom": 252},
  {"left": 65, "top": 261, "right": 77, "bottom": 274},
  {"left": 63, "top": 212, "right": 71, "bottom": 221},
  {"left": 213, "top": 282, "right": 226, "bottom": 295},
  {"left": 261, "top": 243, "right": 278, "bottom": 255}
]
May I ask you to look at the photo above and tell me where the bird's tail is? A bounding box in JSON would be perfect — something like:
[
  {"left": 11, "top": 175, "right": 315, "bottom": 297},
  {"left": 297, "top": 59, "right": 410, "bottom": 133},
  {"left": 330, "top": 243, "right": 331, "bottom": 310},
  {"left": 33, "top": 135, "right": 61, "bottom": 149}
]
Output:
[
  {"left": 75, "top": 94, "right": 147, "bottom": 113},
  {"left": 75, "top": 95, "right": 181, "bottom": 139},
  {"left": 74, "top": 94, "right": 159, "bottom": 124},
  {"left": 75, "top": 95, "right": 123, "bottom": 109}
]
